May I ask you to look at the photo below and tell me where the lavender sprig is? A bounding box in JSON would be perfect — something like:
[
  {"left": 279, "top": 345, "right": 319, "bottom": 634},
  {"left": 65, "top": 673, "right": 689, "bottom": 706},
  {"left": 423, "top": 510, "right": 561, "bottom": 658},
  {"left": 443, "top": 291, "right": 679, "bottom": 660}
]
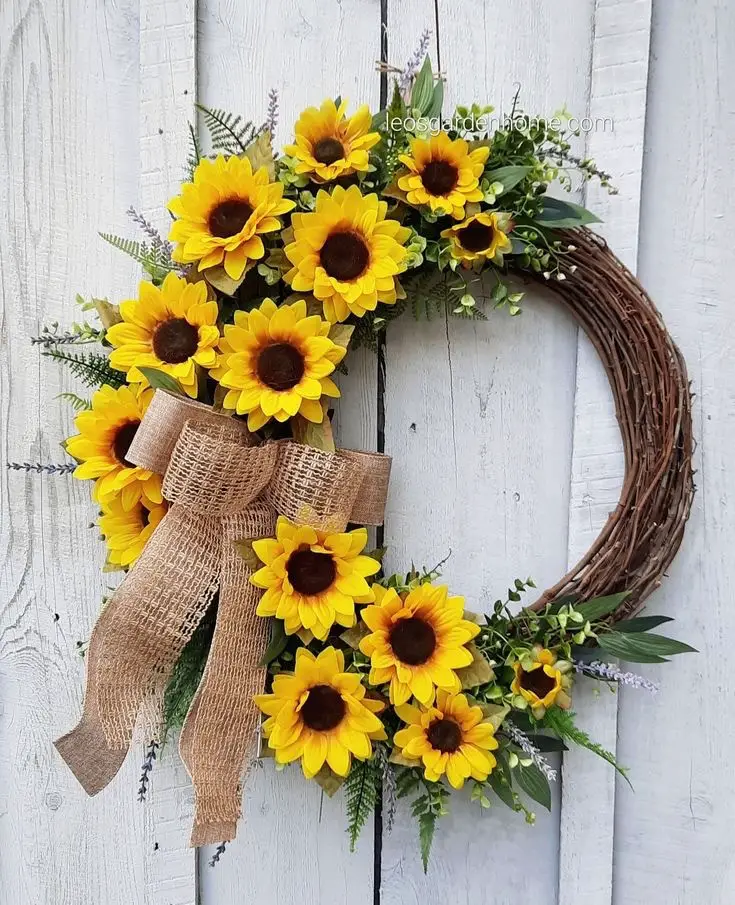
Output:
[
  {"left": 126, "top": 206, "right": 174, "bottom": 258},
  {"left": 398, "top": 29, "right": 432, "bottom": 93},
  {"left": 6, "top": 461, "right": 76, "bottom": 475},
  {"left": 209, "top": 842, "right": 227, "bottom": 867},
  {"left": 574, "top": 660, "right": 659, "bottom": 693},
  {"left": 376, "top": 746, "right": 397, "bottom": 834},
  {"left": 138, "top": 740, "right": 159, "bottom": 802},
  {"left": 503, "top": 721, "right": 558, "bottom": 783},
  {"left": 265, "top": 88, "right": 279, "bottom": 135}
]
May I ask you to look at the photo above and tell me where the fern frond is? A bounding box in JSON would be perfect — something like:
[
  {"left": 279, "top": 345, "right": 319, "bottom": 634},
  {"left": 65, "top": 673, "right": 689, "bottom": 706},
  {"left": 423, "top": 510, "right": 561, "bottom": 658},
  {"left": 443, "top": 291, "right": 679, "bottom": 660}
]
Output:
[
  {"left": 99, "top": 232, "right": 143, "bottom": 262},
  {"left": 196, "top": 105, "right": 258, "bottom": 155},
  {"left": 410, "top": 782, "right": 449, "bottom": 872},
  {"left": 185, "top": 122, "right": 201, "bottom": 180},
  {"left": 99, "top": 232, "right": 176, "bottom": 283},
  {"left": 543, "top": 708, "right": 631, "bottom": 786},
  {"left": 57, "top": 392, "right": 92, "bottom": 412},
  {"left": 344, "top": 757, "right": 381, "bottom": 852},
  {"left": 43, "top": 348, "right": 126, "bottom": 389}
]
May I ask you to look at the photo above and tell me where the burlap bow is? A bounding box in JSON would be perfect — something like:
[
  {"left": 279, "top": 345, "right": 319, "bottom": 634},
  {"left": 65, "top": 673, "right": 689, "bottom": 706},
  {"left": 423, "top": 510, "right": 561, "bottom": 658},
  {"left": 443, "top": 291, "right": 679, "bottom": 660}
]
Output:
[{"left": 55, "top": 390, "right": 391, "bottom": 846}]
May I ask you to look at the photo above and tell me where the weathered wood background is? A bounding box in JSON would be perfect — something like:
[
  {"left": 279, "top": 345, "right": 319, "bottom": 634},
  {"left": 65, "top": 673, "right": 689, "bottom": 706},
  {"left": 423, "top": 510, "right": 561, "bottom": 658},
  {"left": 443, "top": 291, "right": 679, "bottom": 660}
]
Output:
[{"left": 1, "top": 1, "right": 733, "bottom": 903}]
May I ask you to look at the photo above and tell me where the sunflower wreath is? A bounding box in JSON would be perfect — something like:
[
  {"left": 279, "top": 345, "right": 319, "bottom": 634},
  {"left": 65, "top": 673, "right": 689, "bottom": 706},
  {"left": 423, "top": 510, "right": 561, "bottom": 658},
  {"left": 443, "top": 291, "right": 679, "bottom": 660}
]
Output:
[{"left": 12, "top": 54, "right": 697, "bottom": 869}]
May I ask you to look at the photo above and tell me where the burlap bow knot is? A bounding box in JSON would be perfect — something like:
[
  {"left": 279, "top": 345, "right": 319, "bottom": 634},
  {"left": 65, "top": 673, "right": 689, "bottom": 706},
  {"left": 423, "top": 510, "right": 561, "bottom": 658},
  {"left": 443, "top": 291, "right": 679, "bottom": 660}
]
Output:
[{"left": 55, "top": 390, "right": 391, "bottom": 846}]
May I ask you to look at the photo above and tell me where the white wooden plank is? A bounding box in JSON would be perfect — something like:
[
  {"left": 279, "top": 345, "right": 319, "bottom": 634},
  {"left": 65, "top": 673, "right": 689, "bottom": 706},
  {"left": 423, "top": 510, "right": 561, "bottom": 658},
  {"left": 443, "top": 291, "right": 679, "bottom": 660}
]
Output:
[
  {"left": 138, "top": 2, "right": 198, "bottom": 903},
  {"left": 381, "top": 2, "right": 595, "bottom": 900},
  {"left": 557, "top": 3, "right": 652, "bottom": 904},
  {"left": 0, "top": 2, "right": 152, "bottom": 903},
  {"left": 195, "top": 2, "right": 381, "bottom": 901},
  {"left": 613, "top": 1, "right": 735, "bottom": 902}
]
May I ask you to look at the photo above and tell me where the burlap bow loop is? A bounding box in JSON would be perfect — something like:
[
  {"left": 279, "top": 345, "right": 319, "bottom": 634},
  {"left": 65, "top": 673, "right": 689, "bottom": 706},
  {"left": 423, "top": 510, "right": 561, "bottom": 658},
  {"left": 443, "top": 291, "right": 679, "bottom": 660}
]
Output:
[{"left": 56, "top": 390, "right": 392, "bottom": 847}]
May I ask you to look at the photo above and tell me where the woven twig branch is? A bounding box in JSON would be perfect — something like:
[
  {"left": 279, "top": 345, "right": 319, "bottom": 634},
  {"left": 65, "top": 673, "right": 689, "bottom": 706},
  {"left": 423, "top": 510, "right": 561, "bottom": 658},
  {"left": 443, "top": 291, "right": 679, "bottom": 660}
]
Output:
[{"left": 515, "top": 228, "right": 695, "bottom": 621}]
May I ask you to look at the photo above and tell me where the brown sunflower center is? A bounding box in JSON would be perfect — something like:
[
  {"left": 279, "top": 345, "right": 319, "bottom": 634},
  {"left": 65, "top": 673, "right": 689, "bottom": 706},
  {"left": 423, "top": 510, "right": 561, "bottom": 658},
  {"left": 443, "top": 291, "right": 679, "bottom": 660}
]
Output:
[
  {"left": 301, "top": 684, "right": 346, "bottom": 731},
  {"left": 457, "top": 221, "right": 494, "bottom": 253},
  {"left": 112, "top": 420, "right": 141, "bottom": 468},
  {"left": 520, "top": 666, "right": 557, "bottom": 699},
  {"left": 287, "top": 549, "right": 336, "bottom": 596},
  {"left": 208, "top": 199, "right": 253, "bottom": 238},
  {"left": 389, "top": 616, "right": 436, "bottom": 666},
  {"left": 427, "top": 718, "right": 463, "bottom": 753},
  {"left": 152, "top": 318, "right": 199, "bottom": 364},
  {"left": 421, "top": 160, "right": 459, "bottom": 196},
  {"left": 256, "top": 342, "right": 305, "bottom": 391},
  {"left": 320, "top": 231, "right": 370, "bottom": 282},
  {"left": 313, "top": 137, "right": 345, "bottom": 165}
]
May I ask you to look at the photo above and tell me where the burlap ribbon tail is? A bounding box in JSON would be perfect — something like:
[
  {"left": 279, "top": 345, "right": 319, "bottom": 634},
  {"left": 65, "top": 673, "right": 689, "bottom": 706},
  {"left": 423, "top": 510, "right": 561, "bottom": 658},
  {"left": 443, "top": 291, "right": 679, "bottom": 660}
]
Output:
[{"left": 55, "top": 391, "right": 391, "bottom": 846}]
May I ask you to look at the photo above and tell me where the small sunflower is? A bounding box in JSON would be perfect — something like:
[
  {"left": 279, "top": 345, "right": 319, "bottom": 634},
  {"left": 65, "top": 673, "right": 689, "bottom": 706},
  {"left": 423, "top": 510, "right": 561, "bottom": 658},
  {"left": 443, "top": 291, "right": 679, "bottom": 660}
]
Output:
[
  {"left": 397, "top": 132, "right": 490, "bottom": 219},
  {"left": 511, "top": 646, "right": 572, "bottom": 719},
  {"left": 254, "top": 647, "right": 386, "bottom": 778},
  {"left": 66, "top": 385, "right": 162, "bottom": 511},
  {"left": 107, "top": 273, "right": 220, "bottom": 398},
  {"left": 441, "top": 211, "right": 513, "bottom": 265},
  {"left": 168, "top": 155, "right": 295, "bottom": 279},
  {"left": 99, "top": 495, "right": 167, "bottom": 568},
  {"left": 359, "top": 583, "right": 480, "bottom": 706},
  {"left": 394, "top": 691, "right": 499, "bottom": 789},
  {"left": 284, "top": 184, "right": 411, "bottom": 323},
  {"left": 284, "top": 99, "right": 380, "bottom": 183},
  {"left": 251, "top": 517, "right": 381, "bottom": 641},
  {"left": 210, "top": 298, "right": 344, "bottom": 431}
]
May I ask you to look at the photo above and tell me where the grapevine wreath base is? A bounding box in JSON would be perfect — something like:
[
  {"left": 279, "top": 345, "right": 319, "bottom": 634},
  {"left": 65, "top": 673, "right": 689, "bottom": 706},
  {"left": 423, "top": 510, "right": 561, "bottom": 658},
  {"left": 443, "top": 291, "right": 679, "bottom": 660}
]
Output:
[{"left": 10, "top": 52, "right": 696, "bottom": 868}]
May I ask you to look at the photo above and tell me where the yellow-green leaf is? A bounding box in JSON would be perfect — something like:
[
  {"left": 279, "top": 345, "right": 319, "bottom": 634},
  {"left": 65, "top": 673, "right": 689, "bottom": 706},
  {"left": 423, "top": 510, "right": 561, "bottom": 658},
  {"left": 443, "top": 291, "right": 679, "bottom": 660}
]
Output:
[
  {"left": 313, "top": 764, "right": 346, "bottom": 797},
  {"left": 340, "top": 622, "right": 370, "bottom": 650},
  {"left": 204, "top": 259, "right": 255, "bottom": 296},
  {"left": 244, "top": 130, "right": 276, "bottom": 181},
  {"left": 328, "top": 324, "right": 354, "bottom": 349},
  {"left": 291, "top": 412, "right": 335, "bottom": 451},
  {"left": 92, "top": 297, "right": 122, "bottom": 328},
  {"left": 479, "top": 702, "right": 510, "bottom": 731},
  {"left": 456, "top": 642, "right": 495, "bottom": 689}
]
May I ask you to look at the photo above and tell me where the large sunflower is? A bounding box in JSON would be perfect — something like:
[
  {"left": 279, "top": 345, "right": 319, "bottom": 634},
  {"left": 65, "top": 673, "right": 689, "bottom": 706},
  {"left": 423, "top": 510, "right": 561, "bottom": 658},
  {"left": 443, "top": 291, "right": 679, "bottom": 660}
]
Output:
[
  {"left": 210, "top": 298, "right": 344, "bottom": 431},
  {"left": 359, "top": 583, "right": 480, "bottom": 706},
  {"left": 251, "top": 517, "right": 381, "bottom": 640},
  {"left": 284, "top": 99, "right": 380, "bottom": 183},
  {"left": 284, "top": 184, "right": 411, "bottom": 323},
  {"left": 168, "top": 155, "right": 294, "bottom": 279},
  {"left": 397, "top": 132, "right": 490, "bottom": 219},
  {"left": 394, "top": 691, "right": 499, "bottom": 789},
  {"left": 107, "top": 273, "right": 219, "bottom": 398},
  {"left": 441, "top": 211, "right": 513, "bottom": 265},
  {"left": 511, "top": 646, "right": 572, "bottom": 718},
  {"left": 254, "top": 647, "right": 386, "bottom": 778},
  {"left": 99, "top": 495, "right": 167, "bottom": 568},
  {"left": 66, "top": 385, "right": 162, "bottom": 511}
]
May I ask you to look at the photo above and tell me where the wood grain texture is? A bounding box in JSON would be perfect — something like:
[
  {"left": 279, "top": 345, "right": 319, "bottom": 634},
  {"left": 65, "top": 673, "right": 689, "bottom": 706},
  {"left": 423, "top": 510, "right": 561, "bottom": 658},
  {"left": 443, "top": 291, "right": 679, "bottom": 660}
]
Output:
[
  {"left": 138, "top": 2, "right": 198, "bottom": 902},
  {"left": 614, "top": 1, "right": 735, "bottom": 902},
  {"left": 0, "top": 1, "right": 152, "bottom": 903},
  {"left": 557, "top": 3, "right": 652, "bottom": 903},
  {"left": 380, "top": 2, "right": 593, "bottom": 900},
  {"left": 195, "top": 2, "right": 380, "bottom": 901}
]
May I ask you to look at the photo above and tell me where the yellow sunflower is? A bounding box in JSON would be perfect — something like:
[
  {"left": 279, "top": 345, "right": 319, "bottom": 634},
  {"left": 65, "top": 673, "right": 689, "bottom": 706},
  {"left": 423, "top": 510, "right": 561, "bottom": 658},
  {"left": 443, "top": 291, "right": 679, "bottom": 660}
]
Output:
[
  {"left": 359, "top": 583, "right": 480, "bottom": 706},
  {"left": 99, "top": 495, "right": 167, "bottom": 568},
  {"left": 168, "top": 154, "right": 295, "bottom": 279},
  {"left": 254, "top": 647, "right": 386, "bottom": 778},
  {"left": 284, "top": 184, "right": 411, "bottom": 323},
  {"left": 511, "top": 646, "right": 572, "bottom": 719},
  {"left": 210, "top": 298, "right": 344, "bottom": 431},
  {"left": 66, "top": 385, "right": 162, "bottom": 511},
  {"left": 441, "top": 211, "right": 513, "bottom": 264},
  {"left": 251, "top": 517, "right": 381, "bottom": 641},
  {"left": 284, "top": 99, "right": 380, "bottom": 183},
  {"left": 397, "top": 132, "right": 490, "bottom": 219},
  {"left": 107, "top": 273, "right": 219, "bottom": 398},
  {"left": 394, "top": 690, "right": 499, "bottom": 789}
]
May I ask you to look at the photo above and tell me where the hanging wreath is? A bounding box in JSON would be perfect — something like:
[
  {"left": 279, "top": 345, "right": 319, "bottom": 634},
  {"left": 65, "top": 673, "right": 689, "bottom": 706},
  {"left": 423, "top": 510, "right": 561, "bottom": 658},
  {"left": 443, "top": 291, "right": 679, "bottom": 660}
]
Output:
[{"left": 13, "top": 54, "right": 696, "bottom": 869}]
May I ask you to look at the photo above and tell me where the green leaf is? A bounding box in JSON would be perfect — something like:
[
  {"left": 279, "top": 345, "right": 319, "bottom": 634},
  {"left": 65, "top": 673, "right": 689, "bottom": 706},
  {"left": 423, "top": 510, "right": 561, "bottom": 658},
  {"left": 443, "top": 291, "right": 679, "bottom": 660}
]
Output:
[
  {"left": 515, "top": 762, "right": 552, "bottom": 811},
  {"left": 614, "top": 615, "right": 674, "bottom": 633},
  {"left": 425, "top": 79, "right": 444, "bottom": 119},
  {"left": 535, "top": 196, "right": 602, "bottom": 228},
  {"left": 418, "top": 809, "right": 436, "bottom": 873},
  {"left": 485, "top": 165, "right": 532, "bottom": 193},
  {"left": 598, "top": 631, "right": 697, "bottom": 663},
  {"left": 411, "top": 56, "right": 435, "bottom": 115},
  {"left": 575, "top": 591, "right": 631, "bottom": 622},
  {"left": 136, "top": 367, "right": 185, "bottom": 396},
  {"left": 259, "top": 619, "right": 288, "bottom": 666},
  {"left": 345, "top": 758, "right": 381, "bottom": 852},
  {"left": 456, "top": 642, "right": 495, "bottom": 689},
  {"left": 340, "top": 622, "right": 370, "bottom": 650},
  {"left": 487, "top": 770, "right": 516, "bottom": 810}
]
